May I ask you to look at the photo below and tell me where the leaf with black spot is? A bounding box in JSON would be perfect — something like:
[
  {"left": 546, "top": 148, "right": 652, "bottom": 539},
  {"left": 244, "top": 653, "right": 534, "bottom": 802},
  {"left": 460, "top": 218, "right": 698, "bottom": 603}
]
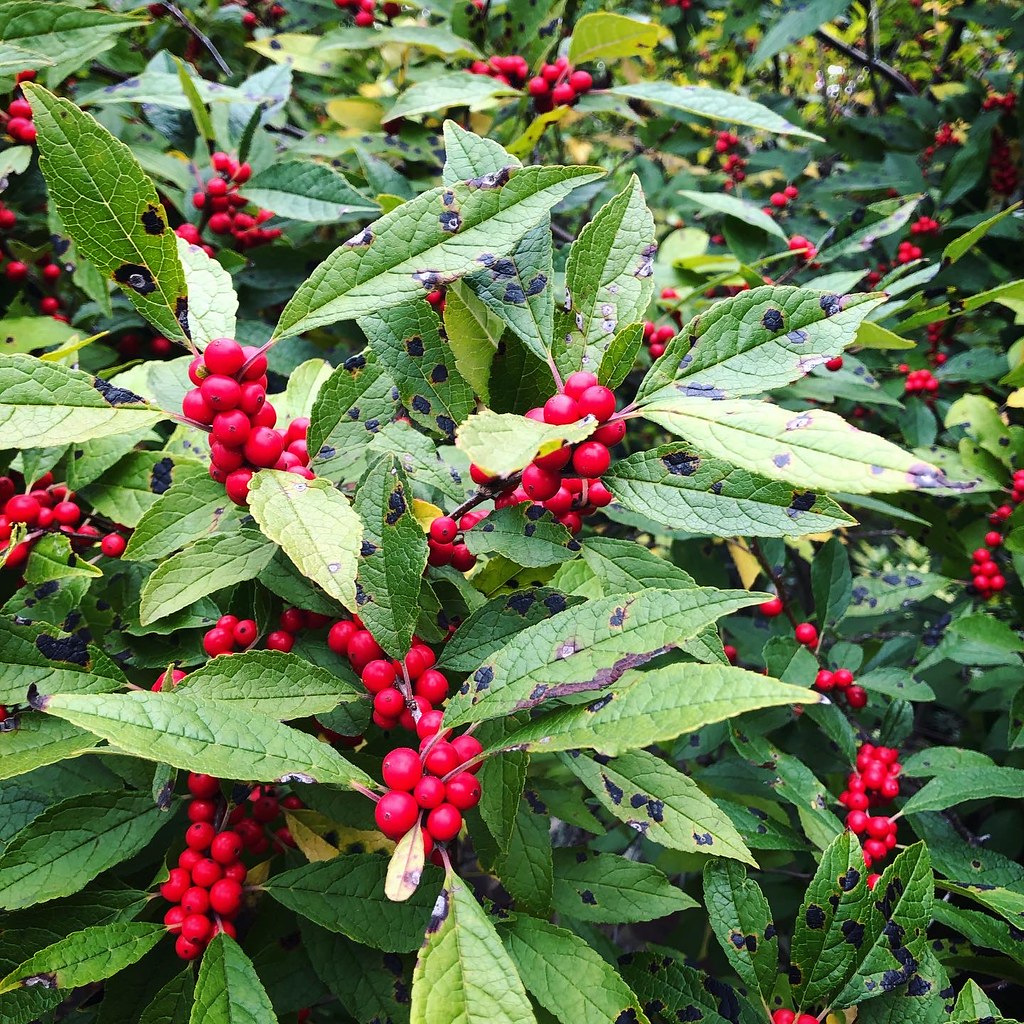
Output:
[{"left": 462, "top": 504, "right": 580, "bottom": 569}]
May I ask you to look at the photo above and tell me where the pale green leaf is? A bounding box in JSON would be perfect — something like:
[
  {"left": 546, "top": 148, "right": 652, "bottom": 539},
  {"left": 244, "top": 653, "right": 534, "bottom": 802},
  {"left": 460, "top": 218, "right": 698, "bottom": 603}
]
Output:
[
  {"left": 0, "top": 316, "right": 79, "bottom": 355},
  {"left": 463, "top": 505, "right": 579, "bottom": 568},
  {"left": 82, "top": 452, "right": 205, "bottom": 529},
  {"left": 679, "top": 189, "right": 788, "bottom": 242},
  {"left": 176, "top": 238, "right": 237, "bottom": 345},
  {"left": 901, "top": 766, "right": 1024, "bottom": 815},
  {"left": 569, "top": 12, "right": 667, "bottom": 64},
  {"left": 244, "top": 160, "right": 380, "bottom": 223},
  {"left": 443, "top": 121, "right": 521, "bottom": 185},
  {"left": 319, "top": 25, "right": 482, "bottom": 59},
  {"left": 0, "top": 716, "right": 99, "bottom": 783},
  {"left": 388, "top": 72, "right": 517, "bottom": 120},
  {"left": 190, "top": 935, "right": 276, "bottom": 1024},
  {"left": 943, "top": 201, "right": 1021, "bottom": 265}
]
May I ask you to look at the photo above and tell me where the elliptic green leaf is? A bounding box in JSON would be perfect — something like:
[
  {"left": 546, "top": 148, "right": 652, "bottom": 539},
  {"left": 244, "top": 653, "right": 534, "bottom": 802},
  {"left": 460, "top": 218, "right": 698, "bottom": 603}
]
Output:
[
  {"left": 605, "top": 443, "right": 856, "bottom": 537},
  {"left": 247, "top": 470, "right": 363, "bottom": 614},
  {"left": 24, "top": 85, "right": 189, "bottom": 343},
  {"left": 176, "top": 239, "right": 237, "bottom": 345},
  {"left": 502, "top": 915, "right": 650, "bottom": 1024},
  {"left": 38, "top": 690, "right": 372, "bottom": 788},
  {"left": 387, "top": 72, "right": 517, "bottom": 121},
  {"left": 943, "top": 201, "right": 1021, "bottom": 266},
  {"left": 0, "top": 791, "right": 170, "bottom": 911},
  {"left": 139, "top": 969, "right": 194, "bottom": 1024},
  {"left": 751, "top": 0, "right": 851, "bottom": 66},
  {"left": 410, "top": 873, "right": 536, "bottom": 1024},
  {"left": 353, "top": 454, "right": 428, "bottom": 658},
  {"left": 443, "top": 121, "right": 521, "bottom": 184},
  {"left": 0, "top": 716, "right": 98, "bottom": 783},
  {"left": 244, "top": 161, "right": 380, "bottom": 223},
  {"left": 319, "top": 25, "right": 483, "bottom": 59},
  {"left": 598, "top": 321, "right": 645, "bottom": 391},
  {"left": 901, "top": 766, "right": 1024, "bottom": 816},
  {"left": 0, "top": 923, "right": 164, "bottom": 995},
  {"left": 642, "top": 397, "right": 952, "bottom": 495},
  {"left": 190, "top": 935, "right": 277, "bottom": 1024},
  {"left": 0, "top": 354, "right": 161, "bottom": 449},
  {"left": 568, "top": 12, "right": 667, "bottom": 64},
  {"left": 563, "top": 749, "right": 755, "bottom": 864},
  {"left": 443, "top": 587, "right": 765, "bottom": 729},
  {"left": 139, "top": 529, "right": 274, "bottom": 625},
  {"left": 273, "top": 164, "right": 603, "bottom": 340},
  {"left": 463, "top": 504, "right": 579, "bottom": 568},
  {"left": 0, "top": 316, "right": 78, "bottom": 355},
  {"left": 82, "top": 452, "right": 205, "bottom": 529},
  {"left": 679, "top": 189, "right": 788, "bottom": 241}
]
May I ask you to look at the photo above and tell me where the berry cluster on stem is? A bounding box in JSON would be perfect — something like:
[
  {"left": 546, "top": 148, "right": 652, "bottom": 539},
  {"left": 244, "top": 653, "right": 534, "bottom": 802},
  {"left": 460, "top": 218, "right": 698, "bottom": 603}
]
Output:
[{"left": 840, "top": 743, "right": 903, "bottom": 874}]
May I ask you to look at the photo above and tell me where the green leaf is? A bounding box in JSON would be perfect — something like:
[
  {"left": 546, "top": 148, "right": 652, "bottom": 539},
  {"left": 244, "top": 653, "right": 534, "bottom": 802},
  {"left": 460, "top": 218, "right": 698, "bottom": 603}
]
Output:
[
  {"left": 854, "top": 668, "right": 935, "bottom": 702},
  {"left": 846, "top": 571, "right": 950, "bottom": 617},
  {"left": 901, "top": 766, "right": 1024, "bottom": 815},
  {"left": 353, "top": 454, "right": 428, "bottom": 657},
  {"left": 0, "top": 354, "right": 161, "bottom": 449},
  {"left": 952, "top": 979, "right": 1002, "bottom": 1021},
  {"left": 638, "top": 286, "right": 883, "bottom": 401},
  {"left": 265, "top": 854, "right": 443, "bottom": 952},
  {"left": 943, "top": 201, "right": 1022, "bottom": 265},
  {"left": 642, "top": 397, "right": 950, "bottom": 495},
  {"left": 124, "top": 475, "right": 236, "bottom": 562},
  {"left": 443, "top": 121, "right": 521, "bottom": 184},
  {"left": 38, "top": 690, "right": 372, "bottom": 788},
  {"left": 455, "top": 409, "right": 596, "bottom": 479},
  {"left": 82, "top": 452, "right": 205, "bottom": 529},
  {"left": 388, "top": 71, "right": 517, "bottom": 120},
  {"left": 619, "top": 953, "right": 742, "bottom": 1024},
  {"left": 751, "top": 0, "right": 851, "bottom": 66},
  {"left": 465, "top": 221, "right": 555, "bottom": 364},
  {"left": 599, "top": 322, "right": 644, "bottom": 391},
  {"left": 308, "top": 354, "right": 398, "bottom": 478},
  {"left": 679, "top": 190, "right": 789, "bottom": 242},
  {"left": 492, "top": 662, "right": 816, "bottom": 756},
  {"left": 273, "top": 164, "right": 603, "bottom": 340},
  {"left": 0, "top": 922, "right": 164, "bottom": 995},
  {"left": 811, "top": 537, "right": 853, "bottom": 627},
  {"left": 474, "top": 721, "right": 528, "bottom": 858},
  {"left": 24, "top": 85, "right": 189, "bottom": 343},
  {"left": 244, "top": 161, "right": 380, "bottom": 223},
  {"left": 502, "top": 915, "right": 650, "bottom": 1024},
  {"left": 554, "top": 176, "right": 655, "bottom": 376},
  {"left": 139, "top": 969, "right": 194, "bottom": 1024},
  {"left": 551, "top": 848, "right": 697, "bottom": 923},
  {"left": 442, "top": 285, "right": 501, "bottom": 402},
  {"left": 609, "top": 82, "right": 823, "bottom": 140},
  {"left": 569, "top": 11, "right": 667, "bottom": 64},
  {"left": 439, "top": 589, "right": 583, "bottom": 672},
  {"left": 0, "top": 790, "right": 169, "bottom": 911},
  {"left": 410, "top": 872, "right": 536, "bottom": 1024},
  {"left": 493, "top": 804, "right": 553, "bottom": 917},
  {"left": 0, "top": 716, "right": 99, "bottom": 783},
  {"left": 703, "top": 860, "right": 778, "bottom": 1006},
  {"left": 361, "top": 301, "right": 475, "bottom": 441},
  {"left": 320, "top": 25, "right": 482, "bottom": 59},
  {"left": 190, "top": 935, "right": 276, "bottom": 1024},
  {"left": 443, "top": 587, "right": 764, "bottom": 729},
  {"left": 139, "top": 529, "right": 274, "bottom": 625},
  {"left": 248, "top": 470, "right": 363, "bottom": 614},
  {"left": 0, "top": 42, "right": 53, "bottom": 75},
  {"left": 0, "top": 316, "right": 79, "bottom": 355},
  {"left": 832, "top": 843, "right": 933, "bottom": 1008},
  {"left": 789, "top": 831, "right": 873, "bottom": 1010},
  {"left": 176, "top": 239, "right": 237, "bottom": 346},
  {"left": 463, "top": 505, "right": 579, "bottom": 568},
  {"left": 947, "top": 615, "right": 1024, "bottom": 652},
  {"left": 605, "top": 443, "right": 856, "bottom": 538},
  {"left": 937, "top": 881, "right": 1024, "bottom": 931},
  {"left": 176, "top": 650, "right": 362, "bottom": 719},
  {"left": 563, "top": 748, "right": 755, "bottom": 864},
  {"left": 172, "top": 56, "right": 214, "bottom": 141},
  {"left": 855, "top": 321, "right": 917, "bottom": 350}
]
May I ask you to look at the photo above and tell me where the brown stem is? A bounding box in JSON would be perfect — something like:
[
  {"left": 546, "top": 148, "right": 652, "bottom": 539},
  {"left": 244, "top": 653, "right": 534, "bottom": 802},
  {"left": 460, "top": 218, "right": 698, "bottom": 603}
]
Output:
[{"left": 814, "top": 28, "right": 918, "bottom": 96}]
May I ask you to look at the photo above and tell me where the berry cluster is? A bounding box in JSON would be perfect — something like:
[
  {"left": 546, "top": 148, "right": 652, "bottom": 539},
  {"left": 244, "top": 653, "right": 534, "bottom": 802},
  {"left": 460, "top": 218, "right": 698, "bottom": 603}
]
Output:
[
  {"left": 989, "top": 130, "right": 1019, "bottom": 196},
  {"left": 839, "top": 743, "right": 902, "bottom": 871},
  {"left": 116, "top": 331, "right": 175, "bottom": 361},
  {"left": 772, "top": 1011, "right": 816, "bottom": 1024},
  {"left": 1007, "top": 468, "right": 1024, "bottom": 506},
  {"left": 3, "top": 72, "right": 36, "bottom": 145},
  {"left": 925, "top": 322, "right": 948, "bottom": 367},
  {"left": 326, "top": 618, "right": 452, "bottom": 732},
  {"left": 899, "top": 365, "right": 939, "bottom": 396},
  {"left": 813, "top": 667, "right": 867, "bottom": 709},
  {"left": 758, "top": 597, "right": 819, "bottom": 648},
  {"left": 203, "top": 606, "right": 331, "bottom": 658},
  {"left": 895, "top": 239, "right": 924, "bottom": 265},
  {"left": 426, "top": 510, "right": 485, "bottom": 572},
  {"left": 714, "top": 131, "right": 747, "bottom": 188},
  {"left": 0, "top": 473, "right": 126, "bottom": 570},
  {"left": 967, "top": 533, "right": 1006, "bottom": 599},
  {"left": 787, "top": 235, "right": 817, "bottom": 262},
  {"left": 333, "top": 0, "right": 399, "bottom": 26},
  {"left": 922, "top": 122, "right": 960, "bottom": 162},
  {"left": 187, "top": 153, "right": 280, "bottom": 251},
  {"left": 643, "top": 320, "right": 675, "bottom": 358},
  {"left": 160, "top": 773, "right": 250, "bottom": 960},
  {"left": 525, "top": 59, "right": 593, "bottom": 113},
  {"left": 237, "top": 0, "right": 287, "bottom": 28},
  {"left": 765, "top": 184, "right": 799, "bottom": 211},
  {"left": 909, "top": 215, "right": 940, "bottom": 236},
  {"left": 469, "top": 54, "right": 530, "bottom": 89},
  {"left": 981, "top": 91, "right": 1016, "bottom": 113},
  {"left": 181, "top": 337, "right": 313, "bottom": 506}
]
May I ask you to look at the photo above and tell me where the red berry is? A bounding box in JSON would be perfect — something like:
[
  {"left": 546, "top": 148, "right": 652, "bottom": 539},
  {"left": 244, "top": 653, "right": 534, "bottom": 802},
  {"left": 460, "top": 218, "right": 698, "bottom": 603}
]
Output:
[
  {"left": 794, "top": 622, "right": 818, "bottom": 647},
  {"left": 846, "top": 686, "right": 868, "bottom": 709},
  {"left": 362, "top": 659, "right": 398, "bottom": 693},
  {"left": 430, "top": 516, "right": 458, "bottom": 543},
  {"left": 759, "top": 597, "right": 784, "bottom": 617},
  {"left": 374, "top": 687, "right": 404, "bottom": 719},
  {"left": 327, "top": 620, "right": 357, "bottom": 654},
  {"left": 191, "top": 858, "right": 223, "bottom": 888},
  {"left": 265, "top": 630, "right": 294, "bottom": 653},
  {"left": 348, "top": 630, "right": 385, "bottom": 669},
  {"left": 209, "top": 877, "right": 243, "bottom": 916},
  {"left": 181, "top": 914, "right": 212, "bottom": 943},
  {"left": 99, "top": 533, "right": 126, "bottom": 558},
  {"left": 563, "top": 371, "right": 599, "bottom": 399},
  {"left": 773, "top": 1011, "right": 795, "bottom": 1024},
  {"left": 203, "top": 627, "right": 235, "bottom": 657},
  {"left": 424, "top": 740, "right": 460, "bottom": 777},
  {"left": 203, "top": 338, "right": 246, "bottom": 376},
  {"left": 450, "top": 734, "right": 484, "bottom": 772},
  {"left": 375, "top": 790, "right": 419, "bottom": 838},
  {"left": 833, "top": 668, "right": 854, "bottom": 688},
  {"left": 445, "top": 772, "right": 481, "bottom": 810},
  {"left": 280, "top": 607, "right": 306, "bottom": 633},
  {"left": 225, "top": 469, "right": 253, "bottom": 506},
  {"left": 592, "top": 420, "right": 626, "bottom": 447},
  {"left": 576, "top": 386, "right": 616, "bottom": 422},
  {"left": 200, "top": 375, "right": 242, "bottom": 411},
  {"left": 527, "top": 76, "right": 549, "bottom": 96},
  {"left": 175, "top": 935, "right": 204, "bottom": 961},
  {"left": 985, "top": 531, "right": 1002, "bottom": 547},
  {"left": 186, "top": 821, "right": 216, "bottom": 851},
  {"left": 426, "top": 803, "right": 463, "bottom": 842},
  {"left": 414, "top": 775, "right": 446, "bottom": 808},
  {"left": 815, "top": 669, "right": 835, "bottom": 690},
  {"left": 572, "top": 441, "right": 611, "bottom": 478},
  {"left": 244, "top": 427, "right": 285, "bottom": 468},
  {"left": 568, "top": 70, "right": 593, "bottom": 92},
  {"left": 469, "top": 463, "right": 496, "bottom": 485},
  {"left": 846, "top": 810, "right": 869, "bottom": 833},
  {"left": 210, "top": 831, "right": 243, "bottom": 864},
  {"left": 382, "top": 747, "right": 423, "bottom": 790},
  {"left": 187, "top": 799, "right": 218, "bottom": 823},
  {"left": 542, "top": 394, "right": 580, "bottom": 424},
  {"left": 160, "top": 867, "right": 191, "bottom": 903},
  {"left": 4, "top": 494, "right": 40, "bottom": 525},
  {"left": 552, "top": 83, "right": 576, "bottom": 105},
  {"left": 233, "top": 619, "right": 257, "bottom": 646},
  {"left": 164, "top": 906, "right": 186, "bottom": 931},
  {"left": 416, "top": 710, "right": 448, "bottom": 740},
  {"left": 414, "top": 669, "right": 449, "bottom": 704},
  {"left": 522, "top": 463, "right": 562, "bottom": 501}
]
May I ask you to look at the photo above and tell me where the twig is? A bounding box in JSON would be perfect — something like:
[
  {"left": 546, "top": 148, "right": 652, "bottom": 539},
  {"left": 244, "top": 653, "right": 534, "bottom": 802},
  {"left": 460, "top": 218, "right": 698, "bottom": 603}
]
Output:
[
  {"left": 155, "top": 2, "right": 232, "bottom": 78},
  {"left": 814, "top": 28, "right": 918, "bottom": 97}
]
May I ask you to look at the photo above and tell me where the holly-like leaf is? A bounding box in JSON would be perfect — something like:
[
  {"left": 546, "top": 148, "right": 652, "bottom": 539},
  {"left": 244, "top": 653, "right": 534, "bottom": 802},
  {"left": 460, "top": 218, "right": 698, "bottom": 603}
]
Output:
[
  {"left": 0, "top": 355, "right": 161, "bottom": 449},
  {"left": 265, "top": 854, "right": 443, "bottom": 952},
  {"left": 24, "top": 86, "right": 189, "bottom": 343},
  {"left": 176, "top": 239, "right": 237, "bottom": 346},
  {"left": 410, "top": 872, "right": 536, "bottom": 1024},
  {"left": 554, "top": 176, "right": 656, "bottom": 376},
  {"left": 273, "top": 163, "right": 603, "bottom": 340},
  {"left": 444, "top": 587, "right": 763, "bottom": 728},
  {"left": 563, "top": 748, "right": 755, "bottom": 864},
  {"left": 609, "top": 82, "right": 823, "bottom": 140},
  {"left": 352, "top": 454, "right": 428, "bottom": 657},
  {"left": 124, "top": 475, "right": 236, "bottom": 562},
  {"left": 552, "top": 848, "right": 697, "bottom": 923},
  {"left": 81, "top": 452, "right": 205, "bottom": 529},
  {"left": 139, "top": 970, "right": 194, "bottom": 1024},
  {"left": 490, "top": 663, "right": 817, "bottom": 756},
  {"left": 501, "top": 915, "right": 650, "bottom": 1024},
  {"left": 175, "top": 650, "right": 363, "bottom": 719},
  {"left": 190, "top": 934, "right": 276, "bottom": 1024},
  {"left": 361, "top": 301, "right": 475, "bottom": 442},
  {"left": 248, "top": 470, "right": 363, "bottom": 614},
  {"left": 703, "top": 860, "right": 779, "bottom": 1006},
  {"left": 901, "top": 766, "right": 1024, "bottom": 815},
  {"left": 0, "top": 716, "right": 99, "bottom": 784},
  {"left": 463, "top": 504, "right": 580, "bottom": 568},
  {"left": 455, "top": 409, "right": 596, "bottom": 479},
  {"left": 605, "top": 443, "right": 856, "bottom": 538},
  {"left": 0, "top": 791, "right": 169, "bottom": 910},
  {"left": 443, "top": 120, "right": 521, "bottom": 184},
  {"left": 642, "top": 397, "right": 952, "bottom": 495},
  {"left": 243, "top": 160, "right": 379, "bottom": 223},
  {"left": 37, "top": 690, "right": 373, "bottom": 788},
  {"left": 811, "top": 536, "right": 853, "bottom": 628},
  {"left": 0, "top": 922, "right": 164, "bottom": 995},
  {"left": 138, "top": 529, "right": 275, "bottom": 625},
  {"left": 639, "top": 287, "right": 883, "bottom": 401},
  {"left": 568, "top": 11, "right": 667, "bottom": 64}
]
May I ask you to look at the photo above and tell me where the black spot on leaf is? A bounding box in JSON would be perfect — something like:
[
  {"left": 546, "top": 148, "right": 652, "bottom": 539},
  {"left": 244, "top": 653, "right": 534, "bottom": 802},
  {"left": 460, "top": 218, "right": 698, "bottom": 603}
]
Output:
[
  {"left": 693, "top": 832, "right": 713, "bottom": 846},
  {"left": 141, "top": 205, "right": 166, "bottom": 234},
  {"left": 113, "top": 263, "right": 156, "bottom": 294},
  {"left": 580, "top": 889, "right": 597, "bottom": 905},
  {"left": 406, "top": 336, "right": 424, "bottom": 356},
  {"left": 93, "top": 376, "right": 144, "bottom": 406},
  {"left": 386, "top": 488, "right": 407, "bottom": 525},
  {"left": 361, "top": 540, "right": 377, "bottom": 556},
  {"left": 841, "top": 919, "right": 864, "bottom": 947},
  {"left": 430, "top": 364, "right": 448, "bottom": 383},
  {"left": 150, "top": 457, "right": 173, "bottom": 494},
  {"left": 805, "top": 905, "right": 826, "bottom": 929},
  {"left": 411, "top": 396, "right": 431, "bottom": 414},
  {"left": 35, "top": 633, "right": 89, "bottom": 666},
  {"left": 602, "top": 776, "right": 624, "bottom": 804},
  {"left": 761, "top": 308, "right": 784, "bottom": 331},
  {"left": 663, "top": 451, "right": 700, "bottom": 476}
]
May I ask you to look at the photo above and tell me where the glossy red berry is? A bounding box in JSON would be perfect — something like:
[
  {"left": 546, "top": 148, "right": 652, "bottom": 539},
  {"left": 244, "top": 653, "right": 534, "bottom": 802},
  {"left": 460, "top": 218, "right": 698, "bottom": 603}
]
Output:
[
  {"left": 445, "top": 772, "right": 481, "bottom": 810},
  {"left": 542, "top": 394, "right": 580, "bottom": 424},
  {"left": 846, "top": 686, "right": 868, "bottom": 709},
  {"left": 191, "top": 858, "right": 223, "bottom": 888},
  {"left": 576, "top": 386, "right": 616, "bottom": 422},
  {"left": 426, "top": 803, "right": 463, "bottom": 842},
  {"left": 362, "top": 659, "right": 398, "bottom": 693},
  {"left": 985, "top": 531, "right": 1002, "bottom": 547},
  {"left": 572, "top": 441, "right": 611, "bottom": 478},
  {"left": 327, "top": 619, "right": 356, "bottom": 654},
  {"left": 430, "top": 516, "right": 458, "bottom": 543},
  {"left": 424, "top": 740, "right": 460, "bottom": 777},
  {"left": 160, "top": 867, "right": 191, "bottom": 903},
  {"left": 450, "top": 734, "right": 484, "bottom": 772},
  {"left": 203, "top": 627, "right": 235, "bottom": 657},
  {"left": 794, "top": 622, "right": 818, "bottom": 647},
  {"left": 210, "top": 831, "right": 243, "bottom": 864},
  {"left": 759, "top": 597, "right": 784, "bottom": 617},
  {"left": 187, "top": 799, "right": 218, "bottom": 823},
  {"left": 209, "top": 877, "right": 244, "bottom": 917},
  {"left": 265, "top": 630, "right": 294, "bottom": 653},
  {"left": 188, "top": 773, "right": 220, "bottom": 799},
  {"left": 414, "top": 669, "right": 449, "bottom": 704},
  {"left": 244, "top": 427, "right": 285, "bottom": 468},
  {"left": 203, "top": 338, "right": 246, "bottom": 376},
  {"left": 522, "top": 463, "right": 562, "bottom": 501},
  {"left": 563, "top": 371, "right": 599, "bottom": 399},
  {"left": 100, "top": 533, "right": 127, "bottom": 558},
  {"left": 414, "top": 775, "right": 446, "bottom": 808},
  {"left": 375, "top": 790, "right": 419, "bottom": 839},
  {"left": 383, "top": 747, "right": 423, "bottom": 790},
  {"left": 175, "top": 935, "right": 204, "bottom": 960},
  {"left": 181, "top": 914, "right": 212, "bottom": 944},
  {"left": 416, "top": 710, "right": 448, "bottom": 740},
  {"left": 186, "top": 821, "right": 216, "bottom": 851}
]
